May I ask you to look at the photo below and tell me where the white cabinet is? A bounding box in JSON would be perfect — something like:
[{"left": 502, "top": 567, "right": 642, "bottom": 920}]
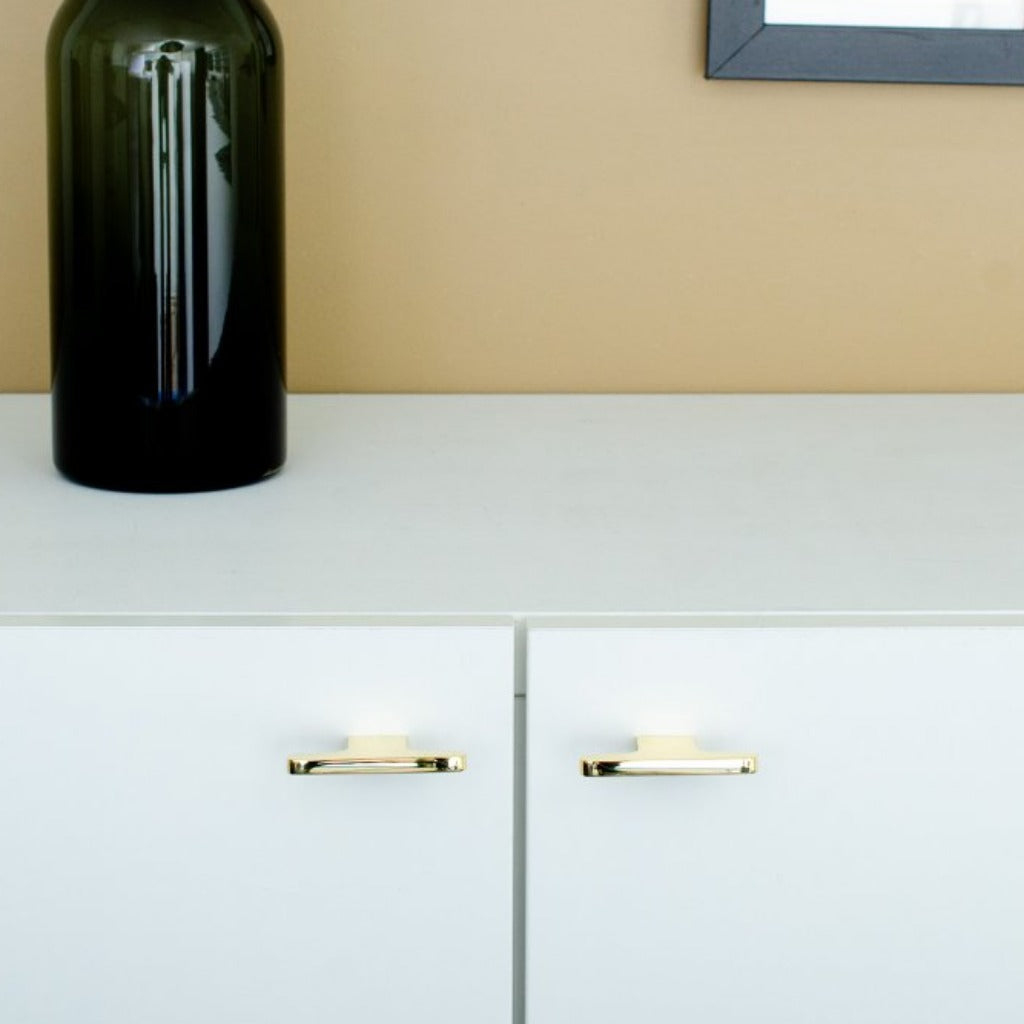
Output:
[
  {"left": 4, "top": 395, "right": 1024, "bottom": 1022},
  {"left": 0, "top": 624, "right": 514, "bottom": 1024},
  {"left": 526, "top": 626, "right": 1024, "bottom": 1023},
  {"left": 7, "top": 620, "right": 1023, "bottom": 1024}
]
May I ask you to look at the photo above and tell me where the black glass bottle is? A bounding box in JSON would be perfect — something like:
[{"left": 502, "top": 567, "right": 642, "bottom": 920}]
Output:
[{"left": 47, "top": 0, "right": 285, "bottom": 492}]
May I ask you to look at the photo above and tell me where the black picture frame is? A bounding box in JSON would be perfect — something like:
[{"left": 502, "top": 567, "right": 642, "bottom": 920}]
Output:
[{"left": 706, "top": 0, "right": 1024, "bottom": 85}]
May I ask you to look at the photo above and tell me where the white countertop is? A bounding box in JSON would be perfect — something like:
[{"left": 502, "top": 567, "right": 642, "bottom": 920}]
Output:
[{"left": 1, "top": 394, "right": 1022, "bottom": 617}]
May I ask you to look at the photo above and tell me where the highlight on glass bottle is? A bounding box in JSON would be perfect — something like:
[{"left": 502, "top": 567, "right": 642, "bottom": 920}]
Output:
[
  {"left": 47, "top": 0, "right": 285, "bottom": 492},
  {"left": 127, "top": 41, "right": 235, "bottom": 407}
]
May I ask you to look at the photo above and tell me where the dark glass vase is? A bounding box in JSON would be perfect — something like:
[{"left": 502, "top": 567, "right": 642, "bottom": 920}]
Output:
[{"left": 47, "top": 0, "right": 285, "bottom": 492}]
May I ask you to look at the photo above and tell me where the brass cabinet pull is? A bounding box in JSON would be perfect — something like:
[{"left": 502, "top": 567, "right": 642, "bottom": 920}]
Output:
[
  {"left": 288, "top": 735, "right": 466, "bottom": 775},
  {"left": 580, "top": 735, "right": 758, "bottom": 777}
]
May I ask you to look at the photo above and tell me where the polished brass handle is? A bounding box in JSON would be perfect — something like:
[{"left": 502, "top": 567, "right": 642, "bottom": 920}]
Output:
[
  {"left": 288, "top": 735, "right": 466, "bottom": 775},
  {"left": 581, "top": 735, "right": 757, "bottom": 777}
]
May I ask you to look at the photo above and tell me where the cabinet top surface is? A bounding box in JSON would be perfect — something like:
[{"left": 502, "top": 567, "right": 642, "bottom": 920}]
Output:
[{"left": 1, "top": 394, "right": 1021, "bottom": 617}]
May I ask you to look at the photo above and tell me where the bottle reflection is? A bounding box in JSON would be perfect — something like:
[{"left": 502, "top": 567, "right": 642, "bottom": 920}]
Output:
[{"left": 127, "top": 42, "right": 235, "bottom": 405}]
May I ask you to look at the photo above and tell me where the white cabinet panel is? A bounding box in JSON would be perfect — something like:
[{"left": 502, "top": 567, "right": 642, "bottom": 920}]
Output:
[
  {"left": 0, "top": 625, "right": 513, "bottom": 1024},
  {"left": 527, "top": 627, "right": 1024, "bottom": 1024}
]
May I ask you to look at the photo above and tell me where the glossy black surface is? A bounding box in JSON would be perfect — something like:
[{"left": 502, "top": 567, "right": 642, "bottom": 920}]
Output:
[{"left": 48, "top": 0, "right": 285, "bottom": 492}]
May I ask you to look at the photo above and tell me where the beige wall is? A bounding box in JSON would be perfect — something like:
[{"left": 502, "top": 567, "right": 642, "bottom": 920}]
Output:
[{"left": 5, "top": 2, "right": 1024, "bottom": 393}]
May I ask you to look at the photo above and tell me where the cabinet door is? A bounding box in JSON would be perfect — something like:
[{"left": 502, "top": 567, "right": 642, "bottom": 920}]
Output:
[
  {"left": 0, "top": 624, "right": 513, "bottom": 1024},
  {"left": 527, "top": 626, "right": 1024, "bottom": 1024}
]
